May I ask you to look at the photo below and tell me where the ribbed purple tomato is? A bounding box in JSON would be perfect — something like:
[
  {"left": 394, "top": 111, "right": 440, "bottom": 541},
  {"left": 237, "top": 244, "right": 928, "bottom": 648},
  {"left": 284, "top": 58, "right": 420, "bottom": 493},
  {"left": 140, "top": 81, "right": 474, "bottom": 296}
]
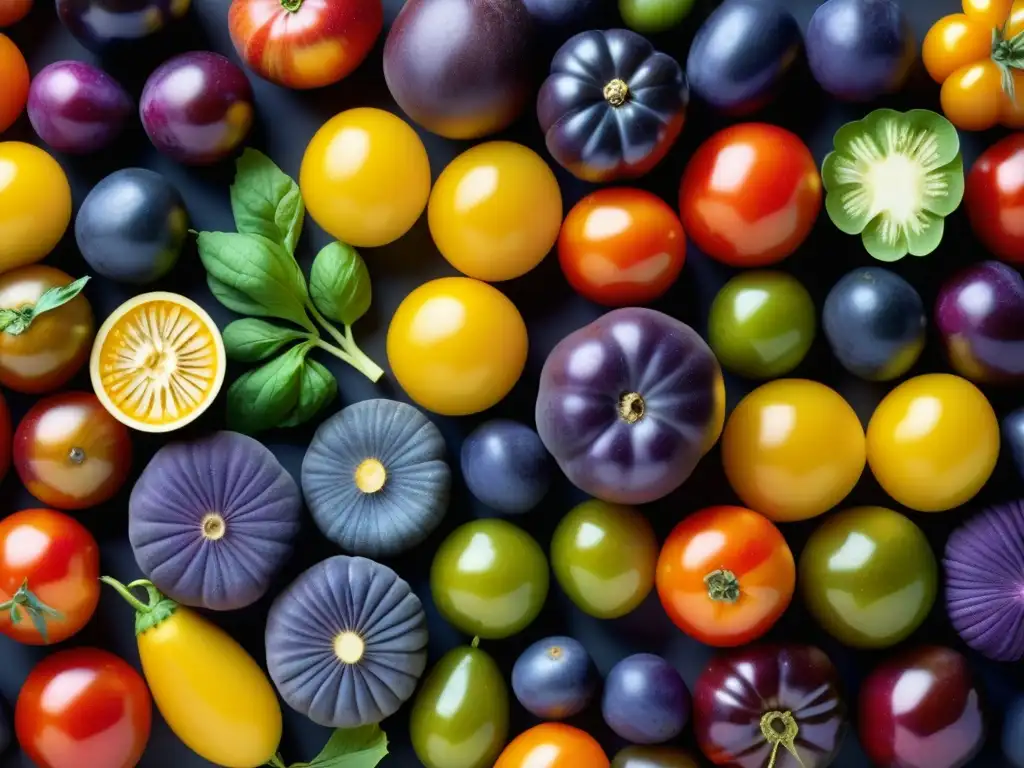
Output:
[
  {"left": 28, "top": 62, "right": 131, "bottom": 154},
  {"left": 535, "top": 307, "right": 724, "bottom": 505}
]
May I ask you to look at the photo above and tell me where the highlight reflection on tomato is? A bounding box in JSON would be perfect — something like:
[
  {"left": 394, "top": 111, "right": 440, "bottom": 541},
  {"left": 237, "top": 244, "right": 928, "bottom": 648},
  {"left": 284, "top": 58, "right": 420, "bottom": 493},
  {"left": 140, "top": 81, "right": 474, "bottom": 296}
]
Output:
[
  {"left": 559, "top": 187, "right": 686, "bottom": 306},
  {"left": 965, "top": 133, "right": 1024, "bottom": 263},
  {"left": 678, "top": 123, "right": 821, "bottom": 267},
  {"left": 14, "top": 392, "right": 132, "bottom": 510},
  {"left": 656, "top": 506, "right": 795, "bottom": 647},
  {"left": 0, "top": 143, "right": 73, "bottom": 273},
  {"left": 495, "top": 723, "right": 610, "bottom": 768},
  {"left": 16, "top": 647, "right": 152, "bottom": 768}
]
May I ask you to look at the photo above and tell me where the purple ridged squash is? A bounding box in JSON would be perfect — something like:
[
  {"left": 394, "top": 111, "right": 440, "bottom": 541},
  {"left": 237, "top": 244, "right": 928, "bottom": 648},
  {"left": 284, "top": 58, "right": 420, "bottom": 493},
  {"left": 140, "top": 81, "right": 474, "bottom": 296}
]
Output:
[
  {"left": 128, "top": 431, "right": 301, "bottom": 611},
  {"left": 383, "top": 0, "right": 533, "bottom": 140},
  {"left": 535, "top": 307, "right": 725, "bottom": 504},
  {"left": 265, "top": 555, "right": 429, "bottom": 728}
]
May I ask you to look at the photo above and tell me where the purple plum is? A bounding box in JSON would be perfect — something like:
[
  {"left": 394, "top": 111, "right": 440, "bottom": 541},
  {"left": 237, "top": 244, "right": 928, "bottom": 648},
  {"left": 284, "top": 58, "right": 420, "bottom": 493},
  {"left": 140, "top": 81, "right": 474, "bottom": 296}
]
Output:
[
  {"left": 602, "top": 654, "right": 690, "bottom": 744},
  {"left": 461, "top": 419, "right": 552, "bottom": 514},
  {"left": 512, "top": 636, "right": 598, "bottom": 719},
  {"left": 140, "top": 51, "right": 254, "bottom": 166}
]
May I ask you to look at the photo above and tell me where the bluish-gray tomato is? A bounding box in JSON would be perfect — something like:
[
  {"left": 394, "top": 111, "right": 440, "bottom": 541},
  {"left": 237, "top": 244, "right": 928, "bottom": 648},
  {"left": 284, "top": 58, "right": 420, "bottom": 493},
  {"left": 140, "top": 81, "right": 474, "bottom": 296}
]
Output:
[
  {"left": 512, "top": 636, "right": 598, "bottom": 719},
  {"left": 602, "top": 654, "right": 690, "bottom": 744},
  {"left": 461, "top": 419, "right": 552, "bottom": 514}
]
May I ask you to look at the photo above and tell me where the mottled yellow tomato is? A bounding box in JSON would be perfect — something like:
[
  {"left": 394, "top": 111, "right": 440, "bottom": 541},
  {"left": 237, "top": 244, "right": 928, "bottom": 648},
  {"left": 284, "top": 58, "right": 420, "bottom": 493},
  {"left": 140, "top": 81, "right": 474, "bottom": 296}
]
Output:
[
  {"left": 866, "top": 373, "right": 999, "bottom": 512},
  {"left": 428, "top": 141, "right": 562, "bottom": 282},
  {"left": 722, "top": 379, "right": 866, "bottom": 522},
  {"left": 299, "top": 108, "right": 431, "bottom": 248},
  {"left": 387, "top": 277, "right": 528, "bottom": 415},
  {"left": 0, "top": 142, "right": 72, "bottom": 273}
]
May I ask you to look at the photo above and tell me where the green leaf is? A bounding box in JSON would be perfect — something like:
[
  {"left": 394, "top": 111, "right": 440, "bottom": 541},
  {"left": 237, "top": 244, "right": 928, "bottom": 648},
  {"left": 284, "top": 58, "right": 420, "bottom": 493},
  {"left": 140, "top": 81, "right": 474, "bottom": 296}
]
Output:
[
  {"left": 232, "top": 148, "right": 305, "bottom": 256},
  {"left": 279, "top": 358, "right": 337, "bottom": 428},
  {"left": 226, "top": 343, "right": 310, "bottom": 434},
  {"left": 0, "top": 276, "right": 90, "bottom": 336},
  {"left": 310, "top": 242, "right": 372, "bottom": 326},
  {"left": 290, "top": 725, "right": 388, "bottom": 768},
  {"left": 208, "top": 276, "right": 271, "bottom": 317},
  {"left": 223, "top": 319, "right": 308, "bottom": 363}
]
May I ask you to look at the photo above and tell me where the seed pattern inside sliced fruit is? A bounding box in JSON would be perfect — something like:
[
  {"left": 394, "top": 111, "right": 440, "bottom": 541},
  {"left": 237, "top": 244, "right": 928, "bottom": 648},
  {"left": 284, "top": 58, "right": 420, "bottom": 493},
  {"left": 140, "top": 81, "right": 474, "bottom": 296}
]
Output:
[{"left": 97, "top": 300, "right": 220, "bottom": 427}]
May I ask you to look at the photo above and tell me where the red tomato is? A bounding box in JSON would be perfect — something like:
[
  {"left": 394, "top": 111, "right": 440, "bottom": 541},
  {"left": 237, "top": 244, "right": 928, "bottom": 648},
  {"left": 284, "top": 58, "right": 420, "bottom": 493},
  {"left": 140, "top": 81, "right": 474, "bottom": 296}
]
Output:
[
  {"left": 0, "top": 33, "right": 28, "bottom": 133},
  {"left": 495, "top": 723, "right": 610, "bottom": 768},
  {"left": 558, "top": 187, "right": 686, "bottom": 306},
  {"left": 228, "top": 0, "right": 383, "bottom": 89},
  {"left": 678, "top": 123, "right": 821, "bottom": 267},
  {"left": 0, "top": 508, "right": 100, "bottom": 645},
  {"left": 964, "top": 132, "right": 1024, "bottom": 264},
  {"left": 656, "top": 505, "right": 795, "bottom": 647},
  {"left": 16, "top": 647, "right": 152, "bottom": 768},
  {"left": 0, "top": 390, "right": 10, "bottom": 482},
  {"left": 0, "top": 0, "right": 31, "bottom": 27}
]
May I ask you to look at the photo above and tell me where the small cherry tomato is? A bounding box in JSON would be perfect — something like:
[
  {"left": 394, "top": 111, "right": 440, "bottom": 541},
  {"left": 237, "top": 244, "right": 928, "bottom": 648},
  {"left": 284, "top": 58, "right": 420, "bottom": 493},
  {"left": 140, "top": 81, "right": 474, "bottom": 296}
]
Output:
[
  {"left": 0, "top": 508, "right": 100, "bottom": 645},
  {"left": 867, "top": 373, "right": 999, "bottom": 512},
  {"left": 678, "top": 123, "right": 821, "bottom": 267},
  {"left": 0, "top": 390, "right": 9, "bottom": 481},
  {"left": 0, "top": 143, "right": 73, "bottom": 273},
  {"left": 0, "top": 0, "right": 32, "bottom": 27},
  {"left": 656, "top": 506, "right": 795, "bottom": 647},
  {"left": 496, "top": 723, "right": 610, "bottom": 768},
  {"left": 964, "top": 132, "right": 1024, "bottom": 263},
  {"left": 14, "top": 392, "right": 132, "bottom": 510},
  {"left": 0, "top": 34, "right": 28, "bottom": 133},
  {"left": 16, "top": 647, "right": 151, "bottom": 768},
  {"left": 558, "top": 187, "right": 686, "bottom": 306}
]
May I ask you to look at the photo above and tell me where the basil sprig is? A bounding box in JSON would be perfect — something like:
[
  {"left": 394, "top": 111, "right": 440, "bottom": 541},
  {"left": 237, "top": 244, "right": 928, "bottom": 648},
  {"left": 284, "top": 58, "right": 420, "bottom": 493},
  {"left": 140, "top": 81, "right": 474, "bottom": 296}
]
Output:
[
  {"left": 268, "top": 723, "right": 388, "bottom": 768},
  {"left": 196, "top": 149, "right": 382, "bottom": 434},
  {"left": 0, "top": 276, "right": 90, "bottom": 335}
]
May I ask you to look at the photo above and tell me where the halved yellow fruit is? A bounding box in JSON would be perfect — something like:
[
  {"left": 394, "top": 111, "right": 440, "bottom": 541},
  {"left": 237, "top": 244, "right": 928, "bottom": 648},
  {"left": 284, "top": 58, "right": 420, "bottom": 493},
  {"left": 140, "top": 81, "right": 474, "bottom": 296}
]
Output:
[{"left": 90, "top": 292, "right": 226, "bottom": 433}]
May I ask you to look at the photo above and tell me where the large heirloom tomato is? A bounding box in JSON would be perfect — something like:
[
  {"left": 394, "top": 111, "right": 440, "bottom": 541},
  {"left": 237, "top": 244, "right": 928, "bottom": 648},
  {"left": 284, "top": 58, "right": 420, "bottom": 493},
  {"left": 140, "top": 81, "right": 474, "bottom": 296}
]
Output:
[
  {"left": 16, "top": 648, "right": 152, "bottom": 768},
  {"left": 228, "top": 0, "right": 382, "bottom": 89},
  {"left": 496, "top": 723, "right": 610, "bottom": 768},
  {"left": 0, "top": 508, "right": 100, "bottom": 645},
  {"left": 656, "top": 506, "right": 795, "bottom": 647},
  {"left": 679, "top": 124, "right": 821, "bottom": 267},
  {"left": 0, "top": 143, "right": 73, "bottom": 273},
  {"left": 0, "top": 34, "right": 28, "bottom": 133},
  {"left": 964, "top": 133, "right": 1024, "bottom": 263}
]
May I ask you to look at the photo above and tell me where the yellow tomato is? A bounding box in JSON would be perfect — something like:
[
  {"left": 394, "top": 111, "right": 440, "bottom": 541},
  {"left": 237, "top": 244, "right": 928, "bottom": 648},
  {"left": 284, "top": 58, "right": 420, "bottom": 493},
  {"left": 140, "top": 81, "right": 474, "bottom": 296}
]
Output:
[
  {"left": 387, "top": 277, "right": 528, "bottom": 415},
  {"left": 722, "top": 379, "right": 866, "bottom": 523},
  {"left": 0, "top": 142, "right": 72, "bottom": 273},
  {"left": 866, "top": 373, "right": 999, "bottom": 512},
  {"left": 299, "top": 108, "right": 431, "bottom": 248},
  {"left": 428, "top": 141, "right": 563, "bottom": 282}
]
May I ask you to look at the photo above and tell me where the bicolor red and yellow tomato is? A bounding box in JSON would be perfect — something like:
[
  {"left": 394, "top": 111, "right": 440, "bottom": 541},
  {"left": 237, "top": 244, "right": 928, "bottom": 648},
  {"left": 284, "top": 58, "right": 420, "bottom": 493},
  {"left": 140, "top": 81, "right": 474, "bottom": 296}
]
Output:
[
  {"left": 495, "top": 723, "right": 609, "bottom": 768},
  {"left": 678, "top": 123, "right": 821, "bottom": 267},
  {"left": 0, "top": 143, "right": 73, "bottom": 274},
  {"left": 228, "top": 0, "right": 383, "bottom": 89},
  {"left": 964, "top": 132, "right": 1024, "bottom": 263},
  {"left": 0, "top": 34, "right": 28, "bottom": 133},
  {"left": 558, "top": 187, "right": 686, "bottom": 306},
  {"left": 0, "top": 0, "right": 32, "bottom": 27}
]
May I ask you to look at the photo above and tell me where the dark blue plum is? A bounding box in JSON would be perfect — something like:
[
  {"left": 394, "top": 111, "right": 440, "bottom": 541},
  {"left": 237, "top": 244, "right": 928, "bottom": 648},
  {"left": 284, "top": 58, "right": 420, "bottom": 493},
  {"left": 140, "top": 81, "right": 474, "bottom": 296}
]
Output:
[
  {"left": 806, "top": 0, "right": 914, "bottom": 101},
  {"left": 1005, "top": 697, "right": 1024, "bottom": 768},
  {"left": 523, "top": 0, "right": 596, "bottom": 25},
  {"left": 512, "top": 636, "right": 598, "bottom": 719},
  {"left": 602, "top": 654, "right": 690, "bottom": 744},
  {"left": 686, "top": 0, "right": 802, "bottom": 114},
  {"left": 1004, "top": 408, "right": 1024, "bottom": 482},
  {"left": 461, "top": 419, "right": 552, "bottom": 514},
  {"left": 823, "top": 267, "right": 926, "bottom": 381}
]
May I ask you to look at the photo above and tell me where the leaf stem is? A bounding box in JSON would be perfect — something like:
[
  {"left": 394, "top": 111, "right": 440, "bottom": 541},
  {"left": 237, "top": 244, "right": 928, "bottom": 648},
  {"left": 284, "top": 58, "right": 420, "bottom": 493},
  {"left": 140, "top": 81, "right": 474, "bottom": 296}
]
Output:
[
  {"left": 307, "top": 303, "right": 384, "bottom": 383},
  {"left": 266, "top": 754, "right": 287, "bottom": 768}
]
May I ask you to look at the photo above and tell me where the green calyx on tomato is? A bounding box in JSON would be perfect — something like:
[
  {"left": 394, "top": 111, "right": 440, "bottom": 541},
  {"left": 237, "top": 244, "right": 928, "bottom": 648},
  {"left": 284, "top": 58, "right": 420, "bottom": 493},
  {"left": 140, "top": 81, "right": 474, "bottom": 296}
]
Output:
[
  {"left": 100, "top": 576, "right": 178, "bottom": 636},
  {"left": 990, "top": 24, "right": 1024, "bottom": 102},
  {"left": 0, "top": 579, "right": 62, "bottom": 643},
  {"left": 704, "top": 569, "right": 740, "bottom": 603},
  {"left": 0, "top": 275, "right": 89, "bottom": 335}
]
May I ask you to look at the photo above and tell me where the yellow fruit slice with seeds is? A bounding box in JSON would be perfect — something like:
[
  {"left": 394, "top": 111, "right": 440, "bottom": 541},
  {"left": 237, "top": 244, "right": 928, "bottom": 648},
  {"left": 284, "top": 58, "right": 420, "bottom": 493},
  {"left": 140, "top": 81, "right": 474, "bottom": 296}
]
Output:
[{"left": 90, "top": 292, "right": 225, "bottom": 433}]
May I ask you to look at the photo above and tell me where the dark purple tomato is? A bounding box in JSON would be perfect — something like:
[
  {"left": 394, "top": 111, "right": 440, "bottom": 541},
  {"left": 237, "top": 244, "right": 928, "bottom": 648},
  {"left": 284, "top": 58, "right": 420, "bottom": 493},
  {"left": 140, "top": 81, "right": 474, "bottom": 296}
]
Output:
[
  {"left": 806, "top": 0, "right": 914, "bottom": 101},
  {"left": 859, "top": 647, "right": 984, "bottom": 768},
  {"left": 1004, "top": 697, "right": 1024, "bottom": 768},
  {"left": 140, "top": 52, "right": 254, "bottom": 166},
  {"left": 56, "top": 0, "right": 190, "bottom": 53},
  {"left": 602, "top": 654, "right": 690, "bottom": 745},
  {"left": 693, "top": 645, "right": 846, "bottom": 768},
  {"left": 935, "top": 260, "right": 1024, "bottom": 384},
  {"left": 27, "top": 61, "right": 131, "bottom": 154},
  {"left": 383, "top": 0, "right": 533, "bottom": 140},
  {"left": 523, "top": 0, "right": 595, "bottom": 25},
  {"left": 1005, "top": 407, "right": 1024, "bottom": 481},
  {"left": 512, "top": 636, "right": 598, "bottom": 720},
  {"left": 461, "top": 419, "right": 552, "bottom": 514}
]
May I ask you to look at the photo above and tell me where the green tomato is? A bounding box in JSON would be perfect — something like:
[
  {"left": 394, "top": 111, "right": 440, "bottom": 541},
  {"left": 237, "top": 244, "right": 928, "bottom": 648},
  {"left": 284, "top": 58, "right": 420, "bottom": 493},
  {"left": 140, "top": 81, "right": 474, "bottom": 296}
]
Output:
[
  {"left": 799, "top": 506, "right": 938, "bottom": 648},
  {"left": 431, "top": 519, "right": 549, "bottom": 639},
  {"left": 619, "top": 0, "right": 696, "bottom": 33},
  {"left": 551, "top": 500, "right": 658, "bottom": 619},
  {"left": 410, "top": 642, "right": 509, "bottom": 768},
  {"left": 708, "top": 270, "right": 816, "bottom": 379}
]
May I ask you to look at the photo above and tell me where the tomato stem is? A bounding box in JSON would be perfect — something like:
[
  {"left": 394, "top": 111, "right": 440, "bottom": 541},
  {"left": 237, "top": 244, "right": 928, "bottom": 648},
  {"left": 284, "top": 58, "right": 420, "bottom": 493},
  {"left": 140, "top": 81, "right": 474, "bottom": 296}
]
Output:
[
  {"left": 0, "top": 579, "right": 63, "bottom": 643},
  {"left": 704, "top": 569, "right": 741, "bottom": 603},
  {"left": 100, "top": 576, "right": 179, "bottom": 636},
  {"left": 267, "top": 754, "right": 287, "bottom": 768},
  {"left": 991, "top": 24, "right": 1024, "bottom": 106},
  {"left": 280, "top": 0, "right": 303, "bottom": 11},
  {"left": 760, "top": 710, "right": 804, "bottom": 768}
]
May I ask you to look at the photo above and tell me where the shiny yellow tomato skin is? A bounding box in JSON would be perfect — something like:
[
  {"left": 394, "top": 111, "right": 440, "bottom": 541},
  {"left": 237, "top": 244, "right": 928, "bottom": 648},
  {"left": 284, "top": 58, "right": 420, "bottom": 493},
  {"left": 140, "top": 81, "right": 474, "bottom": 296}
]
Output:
[
  {"left": 722, "top": 379, "right": 866, "bottom": 523},
  {"left": 941, "top": 60, "right": 1005, "bottom": 131},
  {"left": 922, "top": 14, "right": 991, "bottom": 83},
  {"left": 299, "top": 107, "right": 431, "bottom": 248},
  {"left": 139, "top": 605, "right": 282, "bottom": 768},
  {"left": 866, "top": 373, "right": 999, "bottom": 513},
  {"left": 429, "top": 141, "right": 563, "bottom": 282},
  {"left": 0, "top": 143, "right": 72, "bottom": 273},
  {"left": 387, "top": 277, "right": 528, "bottom": 416}
]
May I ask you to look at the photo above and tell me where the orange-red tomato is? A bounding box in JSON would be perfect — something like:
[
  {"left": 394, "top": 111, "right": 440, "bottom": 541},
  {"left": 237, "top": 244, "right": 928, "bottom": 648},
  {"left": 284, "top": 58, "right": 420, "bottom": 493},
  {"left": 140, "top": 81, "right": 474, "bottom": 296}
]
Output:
[
  {"left": 559, "top": 187, "right": 686, "bottom": 306},
  {"left": 0, "top": 0, "right": 31, "bottom": 27},
  {"left": 964, "top": 132, "right": 1024, "bottom": 263},
  {"left": 656, "top": 506, "right": 795, "bottom": 647},
  {"left": 678, "top": 123, "right": 821, "bottom": 267},
  {"left": 495, "top": 724, "right": 610, "bottom": 768},
  {"left": 0, "top": 33, "right": 29, "bottom": 133}
]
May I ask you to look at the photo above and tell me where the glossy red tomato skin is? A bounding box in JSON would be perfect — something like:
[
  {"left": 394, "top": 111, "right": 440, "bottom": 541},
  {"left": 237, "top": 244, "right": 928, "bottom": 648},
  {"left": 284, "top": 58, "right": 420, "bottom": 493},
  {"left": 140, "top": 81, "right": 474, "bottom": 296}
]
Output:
[
  {"left": 13, "top": 392, "right": 132, "bottom": 510},
  {"left": 17, "top": 647, "right": 152, "bottom": 768},
  {"left": 0, "top": 390, "right": 10, "bottom": 482},
  {"left": 559, "top": 187, "right": 686, "bottom": 306},
  {"left": 678, "top": 123, "right": 822, "bottom": 267},
  {"left": 228, "top": 0, "right": 383, "bottom": 89},
  {"left": 965, "top": 133, "right": 1024, "bottom": 264},
  {"left": 0, "top": 508, "right": 100, "bottom": 645}
]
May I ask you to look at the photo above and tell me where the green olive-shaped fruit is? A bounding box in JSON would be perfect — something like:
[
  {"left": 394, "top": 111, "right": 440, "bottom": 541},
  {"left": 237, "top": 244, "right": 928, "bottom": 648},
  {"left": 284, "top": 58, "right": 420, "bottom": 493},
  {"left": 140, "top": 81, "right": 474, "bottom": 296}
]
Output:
[
  {"left": 410, "top": 642, "right": 510, "bottom": 768},
  {"left": 708, "top": 270, "right": 816, "bottom": 379},
  {"left": 619, "top": 0, "right": 697, "bottom": 33},
  {"left": 612, "top": 745, "right": 700, "bottom": 768},
  {"left": 431, "top": 519, "right": 549, "bottom": 639},
  {"left": 551, "top": 500, "right": 658, "bottom": 619}
]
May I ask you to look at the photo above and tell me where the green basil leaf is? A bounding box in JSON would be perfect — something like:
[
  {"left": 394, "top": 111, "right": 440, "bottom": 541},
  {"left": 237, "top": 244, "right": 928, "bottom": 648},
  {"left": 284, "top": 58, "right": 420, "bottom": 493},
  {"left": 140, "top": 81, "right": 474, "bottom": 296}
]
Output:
[
  {"left": 231, "top": 148, "right": 305, "bottom": 256},
  {"left": 309, "top": 242, "right": 372, "bottom": 326},
  {"left": 0, "top": 276, "right": 90, "bottom": 336},
  {"left": 226, "top": 343, "right": 310, "bottom": 434},
  {"left": 278, "top": 358, "right": 337, "bottom": 428},
  {"left": 223, "top": 319, "right": 308, "bottom": 363},
  {"left": 207, "top": 276, "right": 271, "bottom": 317},
  {"left": 290, "top": 725, "right": 388, "bottom": 768}
]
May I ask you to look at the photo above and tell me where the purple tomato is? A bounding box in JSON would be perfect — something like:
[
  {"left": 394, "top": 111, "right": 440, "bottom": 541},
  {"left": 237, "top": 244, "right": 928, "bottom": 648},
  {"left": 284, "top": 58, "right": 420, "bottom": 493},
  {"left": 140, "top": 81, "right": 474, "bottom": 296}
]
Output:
[
  {"left": 602, "top": 654, "right": 690, "bottom": 745},
  {"left": 56, "top": 0, "right": 189, "bottom": 53}
]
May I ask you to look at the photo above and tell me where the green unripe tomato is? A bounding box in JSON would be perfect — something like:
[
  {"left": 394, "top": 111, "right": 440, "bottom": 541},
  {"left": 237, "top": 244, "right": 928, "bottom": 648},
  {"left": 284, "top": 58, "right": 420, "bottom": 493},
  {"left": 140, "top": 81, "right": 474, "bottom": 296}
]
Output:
[
  {"left": 619, "top": 0, "right": 696, "bottom": 33},
  {"left": 551, "top": 500, "right": 658, "bottom": 619},
  {"left": 708, "top": 270, "right": 816, "bottom": 379},
  {"left": 431, "top": 519, "right": 549, "bottom": 639}
]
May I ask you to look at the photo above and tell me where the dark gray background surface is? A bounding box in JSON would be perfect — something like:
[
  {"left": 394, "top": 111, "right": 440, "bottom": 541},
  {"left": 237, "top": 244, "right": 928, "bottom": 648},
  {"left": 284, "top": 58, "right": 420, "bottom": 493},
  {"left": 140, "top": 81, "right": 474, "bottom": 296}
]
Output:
[{"left": 2, "top": 0, "right": 1022, "bottom": 765}]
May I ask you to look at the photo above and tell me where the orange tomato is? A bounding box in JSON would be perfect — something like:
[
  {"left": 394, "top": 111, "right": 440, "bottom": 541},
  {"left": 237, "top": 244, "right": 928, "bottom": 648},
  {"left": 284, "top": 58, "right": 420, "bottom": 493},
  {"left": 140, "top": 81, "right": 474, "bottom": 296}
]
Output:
[
  {"left": 495, "top": 724, "right": 609, "bottom": 768},
  {"left": 656, "top": 506, "right": 795, "bottom": 647},
  {"left": 0, "top": 0, "right": 31, "bottom": 27},
  {"left": 0, "top": 33, "right": 28, "bottom": 133}
]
